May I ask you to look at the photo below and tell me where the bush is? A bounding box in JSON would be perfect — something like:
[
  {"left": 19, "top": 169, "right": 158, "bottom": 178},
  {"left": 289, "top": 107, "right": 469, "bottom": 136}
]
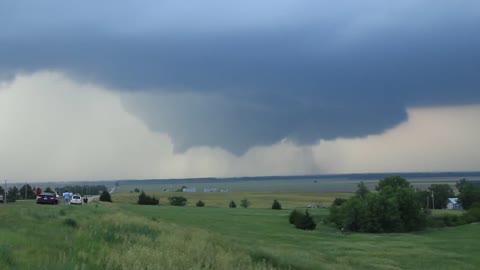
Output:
[
  {"left": 196, "top": 200, "right": 205, "bottom": 207},
  {"left": 168, "top": 196, "right": 187, "bottom": 206},
  {"left": 134, "top": 188, "right": 140, "bottom": 193},
  {"left": 289, "top": 209, "right": 302, "bottom": 225},
  {"left": 240, "top": 198, "right": 251, "bottom": 208},
  {"left": 138, "top": 191, "right": 159, "bottom": 205},
  {"left": 272, "top": 199, "right": 282, "bottom": 210},
  {"left": 99, "top": 191, "right": 112, "bottom": 202},
  {"left": 295, "top": 210, "right": 317, "bottom": 230},
  {"left": 229, "top": 200, "right": 237, "bottom": 208}
]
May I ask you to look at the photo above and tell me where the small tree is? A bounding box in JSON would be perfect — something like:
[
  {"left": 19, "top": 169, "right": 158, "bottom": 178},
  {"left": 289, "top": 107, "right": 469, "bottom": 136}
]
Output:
[
  {"left": 99, "top": 191, "right": 112, "bottom": 202},
  {"left": 240, "top": 198, "right": 250, "bottom": 208},
  {"left": 295, "top": 210, "right": 317, "bottom": 230},
  {"left": 168, "top": 196, "right": 187, "bottom": 206},
  {"left": 44, "top": 187, "right": 54, "bottom": 193},
  {"left": 196, "top": 200, "right": 205, "bottom": 207},
  {"left": 272, "top": 199, "right": 282, "bottom": 210},
  {"left": 134, "top": 188, "right": 140, "bottom": 193},
  {"left": 229, "top": 200, "right": 237, "bottom": 208}
]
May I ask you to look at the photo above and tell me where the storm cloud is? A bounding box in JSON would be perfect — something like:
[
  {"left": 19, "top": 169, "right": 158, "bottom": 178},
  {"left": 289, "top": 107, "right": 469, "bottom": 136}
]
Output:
[{"left": 1, "top": 1, "right": 480, "bottom": 153}]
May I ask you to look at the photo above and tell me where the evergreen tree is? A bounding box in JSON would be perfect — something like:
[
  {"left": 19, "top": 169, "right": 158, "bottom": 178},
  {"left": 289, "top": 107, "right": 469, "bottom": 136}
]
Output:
[
  {"left": 229, "top": 200, "right": 237, "bottom": 208},
  {"left": 295, "top": 210, "right": 317, "bottom": 230},
  {"left": 289, "top": 209, "right": 302, "bottom": 224},
  {"left": 240, "top": 198, "right": 250, "bottom": 208},
  {"left": 272, "top": 199, "right": 282, "bottom": 210},
  {"left": 99, "top": 191, "right": 112, "bottom": 202},
  {"left": 7, "top": 186, "right": 20, "bottom": 203},
  {"left": 19, "top": 184, "right": 35, "bottom": 200}
]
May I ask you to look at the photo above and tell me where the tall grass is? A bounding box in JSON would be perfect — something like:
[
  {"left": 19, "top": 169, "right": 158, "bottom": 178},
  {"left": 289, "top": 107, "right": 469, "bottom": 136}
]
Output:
[{"left": 0, "top": 202, "right": 278, "bottom": 270}]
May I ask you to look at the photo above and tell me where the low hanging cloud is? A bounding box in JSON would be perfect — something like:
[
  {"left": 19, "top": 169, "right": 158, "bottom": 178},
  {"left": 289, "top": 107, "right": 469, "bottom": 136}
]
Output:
[{"left": 1, "top": 1, "right": 479, "bottom": 153}]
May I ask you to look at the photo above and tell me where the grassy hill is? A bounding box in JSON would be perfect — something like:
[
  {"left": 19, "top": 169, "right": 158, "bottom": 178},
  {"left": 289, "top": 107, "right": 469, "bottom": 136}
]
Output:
[{"left": 1, "top": 198, "right": 479, "bottom": 269}]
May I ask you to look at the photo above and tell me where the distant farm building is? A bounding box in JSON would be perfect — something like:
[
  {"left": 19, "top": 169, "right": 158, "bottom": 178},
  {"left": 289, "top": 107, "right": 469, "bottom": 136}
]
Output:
[
  {"left": 182, "top": 187, "right": 197, "bottom": 192},
  {"left": 447, "top": 198, "right": 462, "bottom": 210},
  {"left": 204, "top": 187, "right": 218, "bottom": 192}
]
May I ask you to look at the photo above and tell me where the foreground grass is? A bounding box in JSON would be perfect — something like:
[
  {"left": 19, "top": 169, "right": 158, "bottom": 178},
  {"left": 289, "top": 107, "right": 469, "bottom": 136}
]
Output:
[
  {"left": 0, "top": 202, "right": 277, "bottom": 270},
  {"left": 1, "top": 199, "right": 479, "bottom": 270}
]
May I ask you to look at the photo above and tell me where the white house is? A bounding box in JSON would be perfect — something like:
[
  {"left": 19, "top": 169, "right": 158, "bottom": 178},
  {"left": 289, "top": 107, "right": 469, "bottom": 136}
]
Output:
[
  {"left": 446, "top": 198, "right": 462, "bottom": 210},
  {"left": 182, "top": 187, "right": 196, "bottom": 192}
]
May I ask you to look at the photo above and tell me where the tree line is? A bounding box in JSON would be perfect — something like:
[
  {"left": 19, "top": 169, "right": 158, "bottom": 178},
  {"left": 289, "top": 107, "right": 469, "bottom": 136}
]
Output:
[{"left": 0, "top": 184, "right": 108, "bottom": 203}]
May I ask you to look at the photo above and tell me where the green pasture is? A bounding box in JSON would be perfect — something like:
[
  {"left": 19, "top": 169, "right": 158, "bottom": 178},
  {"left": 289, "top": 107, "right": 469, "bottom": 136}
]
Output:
[
  {"left": 113, "top": 191, "right": 351, "bottom": 208},
  {"left": 1, "top": 197, "right": 479, "bottom": 270}
]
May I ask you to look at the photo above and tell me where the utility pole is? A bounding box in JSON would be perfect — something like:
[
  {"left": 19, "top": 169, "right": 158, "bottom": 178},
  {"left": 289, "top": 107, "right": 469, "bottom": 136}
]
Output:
[
  {"left": 4, "top": 180, "right": 7, "bottom": 204},
  {"left": 25, "top": 181, "right": 27, "bottom": 200},
  {"left": 432, "top": 190, "right": 435, "bottom": 210}
]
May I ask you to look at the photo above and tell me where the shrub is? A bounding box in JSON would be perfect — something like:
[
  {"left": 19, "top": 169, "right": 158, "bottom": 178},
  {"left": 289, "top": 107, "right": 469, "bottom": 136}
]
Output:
[
  {"left": 229, "top": 200, "right": 237, "bottom": 208},
  {"left": 196, "top": 200, "right": 205, "bottom": 207},
  {"left": 138, "top": 191, "right": 159, "bottom": 205},
  {"left": 295, "top": 210, "right": 317, "bottom": 230},
  {"left": 168, "top": 196, "right": 187, "bottom": 206},
  {"left": 99, "top": 191, "right": 112, "bottom": 202},
  {"left": 272, "top": 199, "right": 282, "bottom": 210},
  {"left": 134, "top": 188, "right": 140, "bottom": 193},
  {"left": 240, "top": 198, "right": 250, "bottom": 208},
  {"left": 289, "top": 209, "right": 302, "bottom": 225}
]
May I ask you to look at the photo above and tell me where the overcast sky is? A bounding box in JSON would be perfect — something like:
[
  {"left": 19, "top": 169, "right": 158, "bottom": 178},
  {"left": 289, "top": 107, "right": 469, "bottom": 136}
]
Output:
[{"left": 1, "top": 1, "right": 479, "bottom": 182}]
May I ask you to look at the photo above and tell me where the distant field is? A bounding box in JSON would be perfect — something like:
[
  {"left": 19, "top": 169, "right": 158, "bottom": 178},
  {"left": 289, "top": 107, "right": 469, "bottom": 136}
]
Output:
[
  {"left": 1, "top": 200, "right": 479, "bottom": 270},
  {"left": 116, "top": 176, "right": 462, "bottom": 193},
  {"left": 113, "top": 191, "right": 351, "bottom": 208}
]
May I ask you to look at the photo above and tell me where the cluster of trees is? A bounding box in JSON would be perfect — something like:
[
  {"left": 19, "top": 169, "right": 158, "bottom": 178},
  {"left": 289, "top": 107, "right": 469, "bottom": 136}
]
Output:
[
  {"left": 328, "top": 177, "right": 427, "bottom": 233},
  {"left": 289, "top": 209, "right": 316, "bottom": 230},
  {"left": 138, "top": 191, "right": 159, "bottom": 205}
]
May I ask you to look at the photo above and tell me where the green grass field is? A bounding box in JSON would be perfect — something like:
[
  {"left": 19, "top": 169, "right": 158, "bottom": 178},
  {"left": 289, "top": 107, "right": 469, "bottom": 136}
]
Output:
[
  {"left": 1, "top": 193, "right": 479, "bottom": 270},
  {"left": 113, "top": 191, "right": 351, "bottom": 208}
]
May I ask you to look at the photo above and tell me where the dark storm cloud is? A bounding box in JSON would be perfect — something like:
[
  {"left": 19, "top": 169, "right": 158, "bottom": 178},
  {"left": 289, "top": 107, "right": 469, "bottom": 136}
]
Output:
[{"left": 1, "top": 1, "right": 480, "bottom": 154}]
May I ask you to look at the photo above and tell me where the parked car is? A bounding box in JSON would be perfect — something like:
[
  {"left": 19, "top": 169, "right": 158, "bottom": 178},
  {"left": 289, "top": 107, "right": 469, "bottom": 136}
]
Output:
[
  {"left": 70, "top": 194, "right": 83, "bottom": 205},
  {"left": 36, "top": 192, "right": 58, "bottom": 205}
]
